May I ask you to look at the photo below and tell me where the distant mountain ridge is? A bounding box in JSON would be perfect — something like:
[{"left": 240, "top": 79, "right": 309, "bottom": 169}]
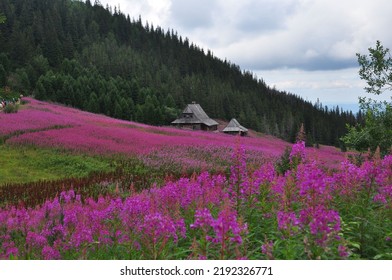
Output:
[{"left": 0, "top": 0, "right": 360, "bottom": 146}]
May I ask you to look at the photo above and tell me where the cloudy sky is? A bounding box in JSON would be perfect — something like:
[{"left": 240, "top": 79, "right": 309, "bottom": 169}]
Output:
[{"left": 99, "top": 0, "right": 392, "bottom": 112}]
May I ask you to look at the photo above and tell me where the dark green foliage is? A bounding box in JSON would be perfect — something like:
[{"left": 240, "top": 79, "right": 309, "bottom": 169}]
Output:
[
  {"left": 25, "top": 55, "right": 50, "bottom": 88},
  {"left": 0, "top": 88, "right": 20, "bottom": 100},
  {"left": 2, "top": 103, "right": 18, "bottom": 113},
  {"left": 357, "top": 41, "right": 392, "bottom": 95},
  {"left": 0, "top": 64, "right": 6, "bottom": 86},
  {"left": 342, "top": 41, "right": 392, "bottom": 154},
  {"left": 7, "top": 68, "right": 30, "bottom": 94},
  {"left": 0, "top": 13, "right": 5, "bottom": 24},
  {"left": 274, "top": 146, "right": 291, "bottom": 175},
  {"left": 0, "top": 0, "right": 359, "bottom": 145},
  {"left": 0, "top": 53, "right": 10, "bottom": 73}
]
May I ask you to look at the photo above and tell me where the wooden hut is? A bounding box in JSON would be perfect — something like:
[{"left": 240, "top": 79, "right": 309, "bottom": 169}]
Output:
[
  {"left": 171, "top": 102, "right": 218, "bottom": 131},
  {"left": 222, "top": 118, "right": 248, "bottom": 136}
]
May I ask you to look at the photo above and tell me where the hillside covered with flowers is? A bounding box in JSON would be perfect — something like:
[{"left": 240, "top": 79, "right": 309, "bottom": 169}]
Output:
[{"left": 0, "top": 98, "right": 391, "bottom": 260}]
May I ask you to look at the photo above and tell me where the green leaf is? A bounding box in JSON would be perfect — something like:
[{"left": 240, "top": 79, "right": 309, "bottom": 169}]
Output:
[
  {"left": 0, "top": 13, "right": 6, "bottom": 24},
  {"left": 374, "top": 253, "right": 392, "bottom": 260}
]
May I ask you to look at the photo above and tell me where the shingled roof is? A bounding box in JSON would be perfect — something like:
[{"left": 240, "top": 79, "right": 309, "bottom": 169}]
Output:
[
  {"left": 222, "top": 118, "right": 248, "bottom": 133},
  {"left": 171, "top": 103, "right": 218, "bottom": 127}
]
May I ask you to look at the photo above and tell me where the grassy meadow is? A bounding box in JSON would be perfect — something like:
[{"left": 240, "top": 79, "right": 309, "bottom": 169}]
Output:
[
  {"left": 0, "top": 98, "right": 391, "bottom": 260},
  {"left": 0, "top": 145, "right": 114, "bottom": 184}
]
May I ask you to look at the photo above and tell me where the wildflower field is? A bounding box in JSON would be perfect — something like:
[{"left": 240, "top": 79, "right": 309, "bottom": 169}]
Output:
[{"left": 0, "top": 98, "right": 391, "bottom": 260}]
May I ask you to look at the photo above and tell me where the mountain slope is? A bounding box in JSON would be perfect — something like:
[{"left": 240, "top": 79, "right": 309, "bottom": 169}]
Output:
[
  {"left": 0, "top": 0, "right": 358, "bottom": 146},
  {"left": 1, "top": 98, "right": 347, "bottom": 168}
]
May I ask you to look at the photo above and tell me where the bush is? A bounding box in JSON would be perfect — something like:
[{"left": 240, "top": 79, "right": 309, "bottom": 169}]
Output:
[
  {"left": 275, "top": 146, "right": 291, "bottom": 175},
  {"left": 3, "top": 103, "right": 19, "bottom": 113}
]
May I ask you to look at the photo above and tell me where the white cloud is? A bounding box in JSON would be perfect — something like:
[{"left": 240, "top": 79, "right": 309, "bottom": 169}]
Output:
[
  {"left": 98, "top": 0, "right": 392, "bottom": 109},
  {"left": 103, "top": 0, "right": 171, "bottom": 26},
  {"left": 101, "top": 0, "right": 392, "bottom": 71},
  {"left": 169, "top": 0, "right": 218, "bottom": 29},
  {"left": 257, "top": 67, "right": 373, "bottom": 110}
]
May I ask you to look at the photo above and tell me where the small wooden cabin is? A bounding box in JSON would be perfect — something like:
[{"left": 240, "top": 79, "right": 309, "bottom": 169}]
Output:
[
  {"left": 171, "top": 102, "right": 218, "bottom": 131},
  {"left": 222, "top": 118, "right": 248, "bottom": 136}
]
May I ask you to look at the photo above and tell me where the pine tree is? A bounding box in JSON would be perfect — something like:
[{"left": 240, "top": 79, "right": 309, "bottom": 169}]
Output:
[
  {"left": 0, "top": 13, "right": 5, "bottom": 24},
  {"left": 0, "top": 65, "right": 6, "bottom": 87},
  {"left": 296, "top": 123, "right": 306, "bottom": 143}
]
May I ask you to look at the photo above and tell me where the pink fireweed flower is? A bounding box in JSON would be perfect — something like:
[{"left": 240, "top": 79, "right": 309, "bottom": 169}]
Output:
[
  {"left": 338, "top": 245, "right": 349, "bottom": 258},
  {"left": 26, "top": 231, "right": 47, "bottom": 248},
  {"left": 69, "top": 227, "right": 94, "bottom": 248},
  {"left": 138, "top": 212, "right": 182, "bottom": 243},
  {"left": 190, "top": 208, "right": 214, "bottom": 230},
  {"left": 296, "top": 161, "right": 332, "bottom": 205},
  {"left": 332, "top": 160, "right": 364, "bottom": 197},
  {"left": 210, "top": 208, "right": 248, "bottom": 245},
  {"left": 271, "top": 175, "right": 287, "bottom": 196},
  {"left": 261, "top": 240, "right": 274, "bottom": 260},
  {"left": 300, "top": 206, "right": 341, "bottom": 246},
  {"left": 42, "top": 245, "right": 61, "bottom": 260},
  {"left": 277, "top": 211, "right": 300, "bottom": 233},
  {"left": 372, "top": 155, "right": 392, "bottom": 206},
  {"left": 5, "top": 246, "right": 19, "bottom": 259},
  {"left": 63, "top": 207, "right": 79, "bottom": 228},
  {"left": 373, "top": 185, "right": 392, "bottom": 206},
  {"left": 42, "top": 198, "right": 62, "bottom": 220},
  {"left": 229, "top": 144, "right": 249, "bottom": 196},
  {"left": 191, "top": 207, "right": 248, "bottom": 245},
  {"left": 374, "top": 194, "right": 388, "bottom": 204},
  {"left": 290, "top": 141, "right": 306, "bottom": 163},
  {"left": 1, "top": 239, "right": 19, "bottom": 259},
  {"left": 120, "top": 195, "right": 151, "bottom": 225},
  {"left": 60, "top": 190, "right": 76, "bottom": 204},
  {"left": 175, "top": 219, "right": 187, "bottom": 239},
  {"left": 252, "top": 162, "right": 276, "bottom": 188},
  {"left": 4, "top": 207, "right": 30, "bottom": 232}
]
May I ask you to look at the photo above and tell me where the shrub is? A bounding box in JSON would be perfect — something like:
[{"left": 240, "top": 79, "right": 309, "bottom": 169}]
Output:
[
  {"left": 275, "top": 146, "right": 291, "bottom": 175},
  {"left": 3, "top": 103, "right": 18, "bottom": 113}
]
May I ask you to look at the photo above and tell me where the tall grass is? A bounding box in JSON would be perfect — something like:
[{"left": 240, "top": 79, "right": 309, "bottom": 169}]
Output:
[{"left": 0, "top": 145, "right": 114, "bottom": 185}]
